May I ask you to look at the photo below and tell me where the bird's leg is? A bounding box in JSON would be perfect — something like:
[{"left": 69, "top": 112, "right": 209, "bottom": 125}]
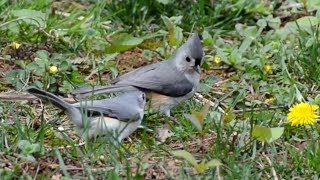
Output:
[
  {"left": 137, "top": 125, "right": 153, "bottom": 132},
  {"left": 168, "top": 116, "right": 181, "bottom": 126},
  {"left": 164, "top": 110, "right": 181, "bottom": 126}
]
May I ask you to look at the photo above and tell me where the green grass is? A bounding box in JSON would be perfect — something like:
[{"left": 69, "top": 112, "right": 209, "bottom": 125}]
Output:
[{"left": 1, "top": 0, "right": 320, "bottom": 179}]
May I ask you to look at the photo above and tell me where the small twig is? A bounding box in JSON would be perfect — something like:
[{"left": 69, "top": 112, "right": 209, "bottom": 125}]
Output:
[
  {"left": 233, "top": 106, "right": 285, "bottom": 113},
  {"left": 91, "top": 166, "right": 115, "bottom": 172},
  {"left": 21, "top": 73, "right": 31, "bottom": 91},
  {"left": 46, "top": 141, "right": 86, "bottom": 152},
  {"left": 215, "top": 79, "right": 230, "bottom": 86},
  {"left": 55, "top": 11, "right": 85, "bottom": 21},
  {"left": 256, "top": 159, "right": 271, "bottom": 178},
  {"left": 262, "top": 153, "right": 278, "bottom": 180},
  {"left": 0, "top": 93, "right": 38, "bottom": 101},
  {"left": 194, "top": 93, "right": 225, "bottom": 113},
  {"left": 279, "top": 3, "right": 303, "bottom": 10},
  {"left": 210, "top": 66, "right": 230, "bottom": 70},
  {"left": 34, "top": 164, "right": 40, "bottom": 180},
  {"left": 85, "top": 69, "right": 98, "bottom": 81},
  {"left": 0, "top": 92, "right": 76, "bottom": 103},
  {"left": 216, "top": 165, "right": 222, "bottom": 180},
  {"left": 159, "top": 165, "right": 168, "bottom": 176}
]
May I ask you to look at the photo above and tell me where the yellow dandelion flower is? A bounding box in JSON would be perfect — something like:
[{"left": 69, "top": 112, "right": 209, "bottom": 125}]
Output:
[
  {"left": 214, "top": 55, "right": 221, "bottom": 64},
  {"left": 264, "top": 64, "right": 272, "bottom": 73},
  {"left": 11, "top": 42, "right": 21, "bottom": 49},
  {"left": 49, "top": 66, "right": 58, "bottom": 75},
  {"left": 287, "top": 102, "right": 319, "bottom": 126}
]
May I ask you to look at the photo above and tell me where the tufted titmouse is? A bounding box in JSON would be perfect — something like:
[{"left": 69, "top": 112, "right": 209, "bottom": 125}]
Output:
[
  {"left": 27, "top": 87, "right": 146, "bottom": 141},
  {"left": 72, "top": 33, "right": 204, "bottom": 118}
]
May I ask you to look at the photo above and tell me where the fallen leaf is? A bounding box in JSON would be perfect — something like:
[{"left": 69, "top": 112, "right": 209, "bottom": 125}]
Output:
[
  {"left": 156, "top": 127, "right": 174, "bottom": 143},
  {"left": 71, "top": 57, "right": 88, "bottom": 64},
  {"left": 51, "top": 173, "right": 62, "bottom": 180}
]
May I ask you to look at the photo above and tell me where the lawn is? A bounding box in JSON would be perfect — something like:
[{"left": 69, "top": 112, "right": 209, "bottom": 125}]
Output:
[{"left": 1, "top": 0, "right": 320, "bottom": 179}]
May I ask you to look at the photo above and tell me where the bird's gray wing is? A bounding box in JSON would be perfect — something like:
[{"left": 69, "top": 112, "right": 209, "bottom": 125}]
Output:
[
  {"left": 71, "top": 63, "right": 161, "bottom": 96},
  {"left": 113, "top": 62, "right": 194, "bottom": 97},
  {"left": 74, "top": 101, "right": 141, "bottom": 122},
  {"left": 110, "top": 62, "right": 160, "bottom": 84}
]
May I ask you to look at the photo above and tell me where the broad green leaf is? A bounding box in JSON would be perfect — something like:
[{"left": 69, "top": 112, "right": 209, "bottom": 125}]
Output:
[
  {"left": 257, "top": 19, "right": 267, "bottom": 28},
  {"left": 195, "top": 161, "right": 207, "bottom": 173},
  {"left": 294, "top": 85, "right": 304, "bottom": 102},
  {"left": 171, "top": 27, "right": 183, "bottom": 46},
  {"left": 223, "top": 112, "right": 236, "bottom": 124},
  {"left": 0, "top": 0, "right": 9, "bottom": 7},
  {"left": 24, "top": 143, "right": 40, "bottom": 154},
  {"left": 162, "top": 15, "right": 174, "bottom": 30},
  {"left": 60, "top": 80, "right": 74, "bottom": 93},
  {"left": 239, "top": 37, "right": 253, "bottom": 54},
  {"left": 202, "top": 30, "right": 213, "bottom": 46},
  {"left": 206, "top": 159, "right": 222, "bottom": 168},
  {"left": 18, "top": 154, "right": 36, "bottom": 162},
  {"left": 36, "top": 50, "right": 49, "bottom": 60},
  {"left": 310, "top": 1, "right": 320, "bottom": 11},
  {"left": 33, "top": 80, "right": 44, "bottom": 89},
  {"left": 105, "top": 35, "right": 144, "bottom": 54},
  {"left": 184, "top": 113, "right": 202, "bottom": 131},
  {"left": 193, "top": 111, "right": 204, "bottom": 123},
  {"left": 59, "top": 60, "right": 69, "bottom": 71},
  {"left": 267, "top": 17, "right": 281, "bottom": 29},
  {"left": 11, "top": 9, "right": 46, "bottom": 27},
  {"left": 284, "top": 16, "right": 319, "bottom": 34},
  {"left": 68, "top": 71, "right": 85, "bottom": 85},
  {"left": 171, "top": 150, "right": 198, "bottom": 167},
  {"left": 200, "top": 102, "right": 211, "bottom": 120},
  {"left": 169, "top": 16, "right": 183, "bottom": 25},
  {"left": 141, "top": 30, "right": 167, "bottom": 40},
  {"left": 198, "top": 76, "right": 218, "bottom": 92},
  {"left": 235, "top": 24, "right": 258, "bottom": 38},
  {"left": 252, "top": 125, "right": 271, "bottom": 142},
  {"left": 26, "top": 61, "right": 39, "bottom": 71},
  {"left": 18, "top": 140, "right": 31, "bottom": 150},
  {"left": 252, "top": 125, "right": 284, "bottom": 143},
  {"left": 161, "top": 15, "right": 183, "bottom": 46},
  {"left": 315, "top": 94, "right": 320, "bottom": 106},
  {"left": 268, "top": 127, "right": 284, "bottom": 143},
  {"left": 142, "top": 49, "right": 153, "bottom": 61},
  {"left": 317, "top": 9, "right": 320, "bottom": 19},
  {"left": 305, "top": 37, "right": 315, "bottom": 48}
]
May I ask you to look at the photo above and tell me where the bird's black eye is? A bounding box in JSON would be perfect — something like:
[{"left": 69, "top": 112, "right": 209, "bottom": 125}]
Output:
[
  {"left": 185, "top": 56, "right": 191, "bottom": 62},
  {"left": 142, "top": 93, "right": 145, "bottom": 100}
]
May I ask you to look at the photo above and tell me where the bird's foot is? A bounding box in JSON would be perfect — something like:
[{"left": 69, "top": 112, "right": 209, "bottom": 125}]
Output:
[{"left": 167, "top": 116, "right": 181, "bottom": 126}]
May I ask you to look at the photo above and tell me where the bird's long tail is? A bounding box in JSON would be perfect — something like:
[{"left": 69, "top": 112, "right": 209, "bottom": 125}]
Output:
[
  {"left": 72, "top": 84, "right": 140, "bottom": 99},
  {"left": 27, "top": 87, "right": 72, "bottom": 112}
]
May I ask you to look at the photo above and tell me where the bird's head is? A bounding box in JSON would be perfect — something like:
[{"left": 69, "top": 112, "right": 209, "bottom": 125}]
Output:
[{"left": 173, "top": 33, "right": 204, "bottom": 73}]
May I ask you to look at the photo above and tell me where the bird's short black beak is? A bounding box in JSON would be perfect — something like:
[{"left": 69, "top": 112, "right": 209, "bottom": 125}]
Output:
[
  {"left": 193, "top": 58, "right": 202, "bottom": 73},
  {"left": 193, "top": 65, "right": 200, "bottom": 73}
]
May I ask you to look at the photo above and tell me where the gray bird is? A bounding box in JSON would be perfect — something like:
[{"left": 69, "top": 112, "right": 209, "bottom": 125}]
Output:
[
  {"left": 72, "top": 33, "right": 204, "bottom": 118},
  {"left": 27, "top": 87, "right": 146, "bottom": 141}
]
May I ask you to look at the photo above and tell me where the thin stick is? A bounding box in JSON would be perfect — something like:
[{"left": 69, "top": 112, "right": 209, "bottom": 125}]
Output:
[
  {"left": 85, "top": 69, "right": 98, "bottom": 81},
  {"left": 194, "top": 93, "right": 225, "bottom": 113},
  {"left": 0, "top": 93, "right": 38, "bottom": 101},
  {"left": 233, "top": 106, "right": 285, "bottom": 113},
  {"left": 262, "top": 153, "right": 278, "bottom": 180},
  {"left": 0, "top": 92, "right": 76, "bottom": 103}
]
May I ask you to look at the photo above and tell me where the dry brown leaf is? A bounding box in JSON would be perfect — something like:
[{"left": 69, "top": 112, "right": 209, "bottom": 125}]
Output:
[{"left": 155, "top": 127, "right": 174, "bottom": 143}]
